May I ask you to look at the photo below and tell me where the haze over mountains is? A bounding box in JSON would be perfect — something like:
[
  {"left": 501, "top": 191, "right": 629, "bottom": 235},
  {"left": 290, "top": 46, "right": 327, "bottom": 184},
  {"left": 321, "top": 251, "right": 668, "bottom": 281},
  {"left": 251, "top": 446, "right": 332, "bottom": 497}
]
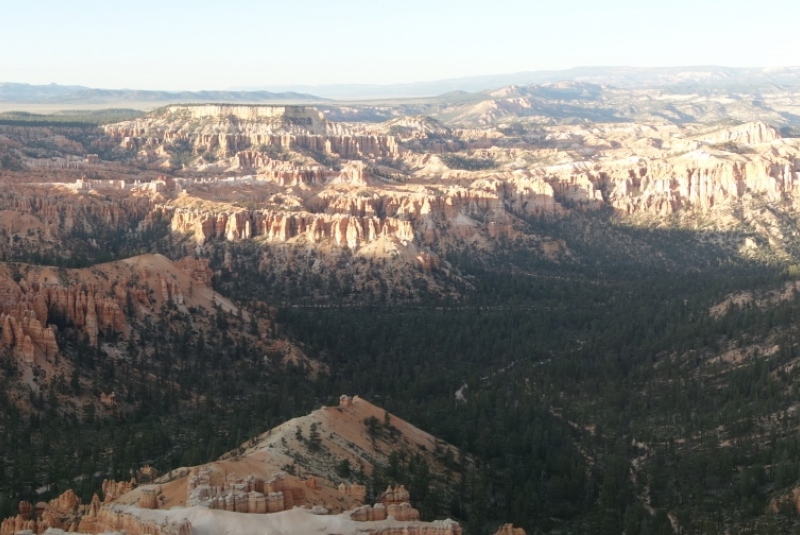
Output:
[
  {"left": 235, "top": 66, "right": 800, "bottom": 99},
  {"left": 6, "top": 66, "right": 800, "bottom": 106},
  {"left": 0, "top": 84, "right": 322, "bottom": 107}
]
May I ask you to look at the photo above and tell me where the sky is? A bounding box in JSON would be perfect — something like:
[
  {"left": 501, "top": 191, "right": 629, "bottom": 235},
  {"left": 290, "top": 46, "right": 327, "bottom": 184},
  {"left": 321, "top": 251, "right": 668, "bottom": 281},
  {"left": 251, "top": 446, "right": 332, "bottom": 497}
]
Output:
[{"left": 3, "top": 0, "right": 800, "bottom": 90}]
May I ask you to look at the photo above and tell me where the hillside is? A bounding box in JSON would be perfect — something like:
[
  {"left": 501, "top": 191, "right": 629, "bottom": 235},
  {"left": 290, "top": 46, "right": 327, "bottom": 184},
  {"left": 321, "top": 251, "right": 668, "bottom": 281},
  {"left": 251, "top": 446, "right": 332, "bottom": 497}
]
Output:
[
  {"left": 0, "top": 397, "right": 477, "bottom": 535},
  {"left": 4, "top": 95, "right": 800, "bottom": 533}
]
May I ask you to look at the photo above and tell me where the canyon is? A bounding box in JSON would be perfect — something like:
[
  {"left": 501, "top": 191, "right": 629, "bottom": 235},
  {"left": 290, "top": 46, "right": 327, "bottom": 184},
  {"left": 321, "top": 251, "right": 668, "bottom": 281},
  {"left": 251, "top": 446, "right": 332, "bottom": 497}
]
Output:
[
  {"left": 3, "top": 94, "right": 800, "bottom": 535},
  {"left": 2, "top": 107, "right": 800, "bottom": 297}
]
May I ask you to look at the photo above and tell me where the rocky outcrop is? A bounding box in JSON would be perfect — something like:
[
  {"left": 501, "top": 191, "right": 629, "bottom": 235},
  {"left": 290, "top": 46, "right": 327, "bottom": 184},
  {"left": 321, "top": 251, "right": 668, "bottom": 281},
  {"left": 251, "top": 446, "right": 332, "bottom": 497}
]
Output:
[
  {"left": 0, "top": 282, "right": 126, "bottom": 348},
  {"left": 46, "top": 286, "right": 125, "bottom": 345},
  {"left": 144, "top": 131, "right": 800, "bottom": 252},
  {"left": 94, "top": 506, "right": 192, "bottom": 535},
  {"left": 338, "top": 483, "right": 367, "bottom": 502},
  {"left": 0, "top": 490, "right": 82, "bottom": 535},
  {"left": 138, "top": 488, "right": 159, "bottom": 510},
  {"left": 1, "top": 514, "right": 39, "bottom": 535},
  {"left": 0, "top": 252, "right": 224, "bottom": 359},
  {"left": 49, "top": 490, "right": 80, "bottom": 514},
  {"left": 76, "top": 494, "right": 103, "bottom": 533},
  {"left": 378, "top": 485, "right": 411, "bottom": 505},
  {"left": 493, "top": 524, "right": 526, "bottom": 535},
  {"left": 351, "top": 503, "right": 387, "bottom": 521},
  {"left": 160, "top": 276, "right": 184, "bottom": 305},
  {"left": 387, "top": 503, "right": 420, "bottom": 521},
  {"left": 175, "top": 257, "right": 213, "bottom": 285},
  {"left": 2, "top": 488, "right": 192, "bottom": 535},
  {"left": 234, "top": 155, "right": 331, "bottom": 184},
  {"left": 0, "top": 311, "right": 57, "bottom": 362},
  {"left": 540, "top": 149, "right": 800, "bottom": 216},
  {"left": 348, "top": 486, "right": 420, "bottom": 523},
  {"left": 0, "top": 311, "right": 50, "bottom": 364},
  {"left": 694, "top": 121, "right": 780, "bottom": 146},
  {"left": 0, "top": 191, "right": 151, "bottom": 235},
  {"left": 168, "top": 207, "right": 414, "bottom": 249},
  {"left": 136, "top": 465, "right": 159, "bottom": 484},
  {"left": 17, "top": 502, "right": 32, "bottom": 521},
  {"left": 102, "top": 479, "right": 135, "bottom": 502},
  {"left": 186, "top": 469, "right": 303, "bottom": 514}
]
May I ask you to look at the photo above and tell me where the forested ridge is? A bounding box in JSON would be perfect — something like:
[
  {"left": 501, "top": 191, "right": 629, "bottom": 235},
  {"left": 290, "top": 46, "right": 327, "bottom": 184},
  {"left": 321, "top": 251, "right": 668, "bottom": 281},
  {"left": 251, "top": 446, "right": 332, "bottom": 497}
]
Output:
[{"left": 2, "top": 211, "right": 800, "bottom": 534}]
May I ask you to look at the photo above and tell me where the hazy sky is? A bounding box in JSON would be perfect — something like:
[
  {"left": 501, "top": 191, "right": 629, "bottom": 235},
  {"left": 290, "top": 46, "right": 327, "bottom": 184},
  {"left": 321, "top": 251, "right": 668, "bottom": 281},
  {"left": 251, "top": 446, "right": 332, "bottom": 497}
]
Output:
[{"left": 4, "top": 0, "right": 800, "bottom": 90}]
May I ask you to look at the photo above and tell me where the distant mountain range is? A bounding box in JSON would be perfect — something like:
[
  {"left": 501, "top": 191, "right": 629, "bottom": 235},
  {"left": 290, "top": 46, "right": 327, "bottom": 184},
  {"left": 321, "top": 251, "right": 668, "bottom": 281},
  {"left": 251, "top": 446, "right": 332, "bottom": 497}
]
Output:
[
  {"left": 5, "top": 66, "right": 800, "bottom": 106},
  {"left": 0, "top": 83, "right": 323, "bottom": 105},
  {"left": 236, "top": 66, "right": 800, "bottom": 99}
]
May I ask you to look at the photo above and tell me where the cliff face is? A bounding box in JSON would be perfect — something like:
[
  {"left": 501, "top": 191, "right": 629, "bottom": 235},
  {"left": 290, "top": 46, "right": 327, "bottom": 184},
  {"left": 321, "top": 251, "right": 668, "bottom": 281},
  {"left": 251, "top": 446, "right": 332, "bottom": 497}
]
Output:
[
  {"left": 168, "top": 207, "right": 414, "bottom": 249},
  {"left": 186, "top": 469, "right": 306, "bottom": 514},
  {"left": 0, "top": 490, "right": 84, "bottom": 535},
  {"left": 104, "top": 105, "right": 400, "bottom": 160},
  {"left": 3, "top": 115, "right": 800, "bottom": 311},
  {"left": 540, "top": 149, "right": 800, "bottom": 216},
  {"left": 0, "top": 253, "right": 231, "bottom": 362},
  {"left": 8, "top": 116, "right": 800, "bottom": 273},
  {"left": 0, "top": 280, "right": 125, "bottom": 355},
  {"left": 0, "top": 188, "right": 152, "bottom": 232},
  {"left": 131, "top": 123, "right": 800, "bottom": 258},
  {"left": 103, "top": 479, "right": 135, "bottom": 502}
]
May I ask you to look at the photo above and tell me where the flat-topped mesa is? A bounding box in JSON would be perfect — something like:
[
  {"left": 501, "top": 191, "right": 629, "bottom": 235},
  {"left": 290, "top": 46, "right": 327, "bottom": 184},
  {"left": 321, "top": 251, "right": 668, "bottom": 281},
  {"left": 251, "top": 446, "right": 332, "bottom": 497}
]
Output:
[{"left": 104, "top": 105, "right": 401, "bottom": 159}]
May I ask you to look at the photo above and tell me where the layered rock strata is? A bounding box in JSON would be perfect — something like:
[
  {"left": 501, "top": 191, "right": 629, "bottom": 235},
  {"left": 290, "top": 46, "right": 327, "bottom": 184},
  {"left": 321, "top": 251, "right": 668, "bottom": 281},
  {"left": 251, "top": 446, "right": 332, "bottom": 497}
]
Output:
[
  {"left": 104, "top": 105, "right": 400, "bottom": 159},
  {"left": 167, "top": 207, "right": 414, "bottom": 248},
  {"left": 186, "top": 469, "right": 303, "bottom": 514},
  {"left": 0, "top": 281, "right": 126, "bottom": 355}
]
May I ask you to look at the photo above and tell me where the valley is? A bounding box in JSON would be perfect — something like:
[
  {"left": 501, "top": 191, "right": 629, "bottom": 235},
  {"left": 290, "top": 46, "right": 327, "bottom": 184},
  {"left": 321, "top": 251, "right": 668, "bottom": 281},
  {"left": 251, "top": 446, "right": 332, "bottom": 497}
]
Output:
[{"left": 2, "top": 91, "right": 800, "bottom": 533}]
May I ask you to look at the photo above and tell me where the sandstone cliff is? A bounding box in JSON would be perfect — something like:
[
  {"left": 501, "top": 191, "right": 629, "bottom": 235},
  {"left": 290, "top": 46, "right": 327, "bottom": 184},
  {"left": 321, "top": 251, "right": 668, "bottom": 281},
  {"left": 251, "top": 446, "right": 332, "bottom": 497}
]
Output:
[
  {"left": 104, "top": 105, "right": 400, "bottom": 160},
  {"left": 0, "top": 490, "right": 82, "bottom": 535},
  {"left": 0, "top": 253, "right": 235, "bottom": 364}
]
